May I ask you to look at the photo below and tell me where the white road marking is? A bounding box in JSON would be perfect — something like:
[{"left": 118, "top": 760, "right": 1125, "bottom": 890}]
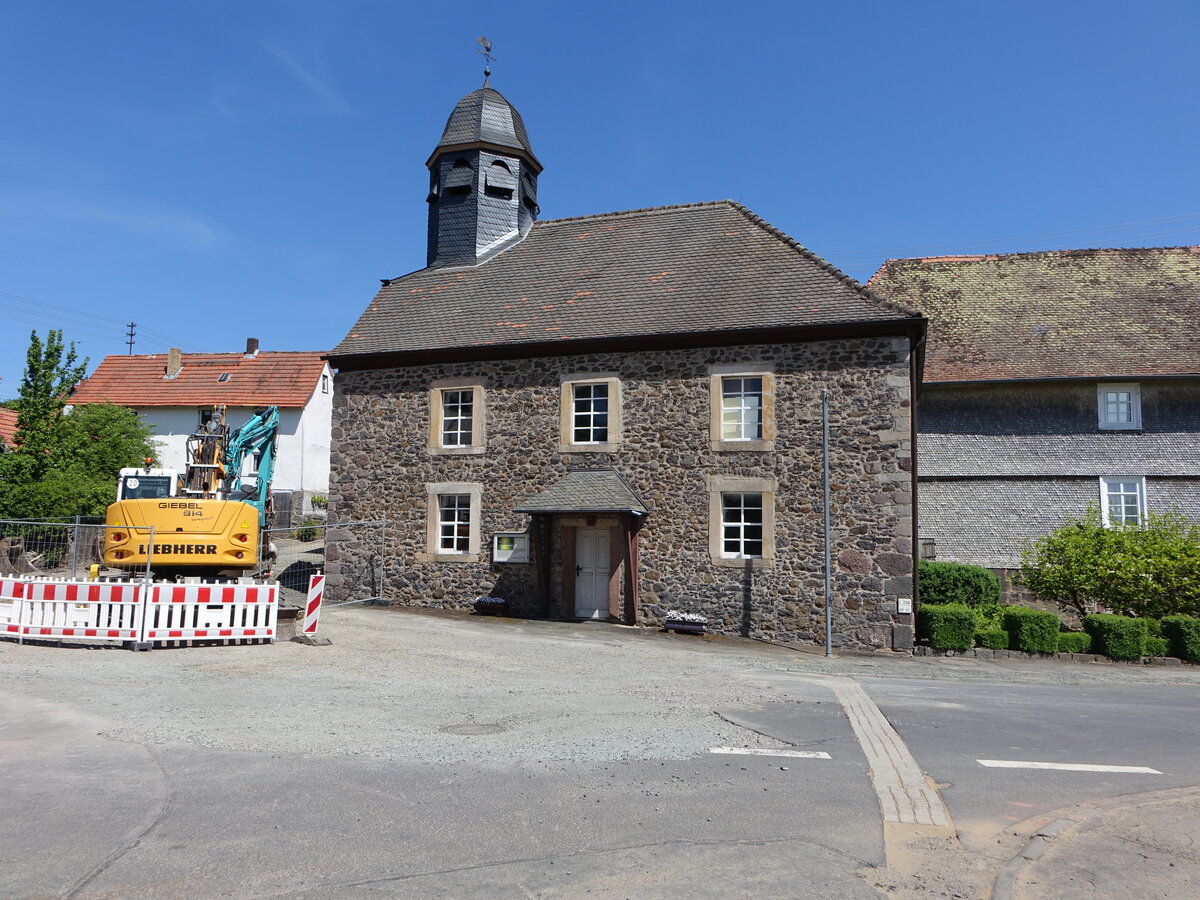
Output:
[
  {"left": 978, "top": 759, "right": 1162, "bottom": 774},
  {"left": 831, "top": 680, "right": 950, "bottom": 827},
  {"left": 709, "top": 747, "right": 831, "bottom": 759}
]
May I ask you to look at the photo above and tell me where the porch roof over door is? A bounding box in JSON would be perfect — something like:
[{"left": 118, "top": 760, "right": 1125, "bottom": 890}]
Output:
[{"left": 515, "top": 469, "right": 649, "bottom": 516}]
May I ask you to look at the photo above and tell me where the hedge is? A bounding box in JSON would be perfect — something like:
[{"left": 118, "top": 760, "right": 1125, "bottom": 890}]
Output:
[
  {"left": 1160, "top": 616, "right": 1200, "bottom": 662},
  {"left": 1001, "top": 607, "right": 1060, "bottom": 654},
  {"left": 1083, "top": 614, "right": 1145, "bottom": 659},
  {"left": 975, "top": 628, "right": 1009, "bottom": 650},
  {"left": 918, "top": 604, "right": 976, "bottom": 651},
  {"left": 918, "top": 560, "right": 1001, "bottom": 607},
  {"left": 1145, "top": 636, "right": 1170, "bottom": 657},
  {"left": 1056, "top": 631, "right": 1092, "bottom": 654}
]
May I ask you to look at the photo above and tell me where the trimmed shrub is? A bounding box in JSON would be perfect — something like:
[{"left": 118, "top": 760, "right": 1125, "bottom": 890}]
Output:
[
  {"left": 919, "top": 560, "right": 1001, "bottom": 607},
  {"left": 1056, "top": 631, "right": 1093, "bottom": 654},
  {"left": 975, "top": 628, "right": 1009, "bottom": 650},
  {"left": 1142, "top": 617, "right": 1164, "bottom": 638},
  {"left": 1160, "top": 616, "right": 1200, "bottom": 662},
  {"left": 1001, "top": 607, "right": 1061, "bottom": 654},
  {"left": 918, "top": 603, "right": 976, "bottom": 651},
  {"left": 1145, "top": 636, "right": 1169, "bottom": 657},
  {"left": 1084, "top": 613, "right": 1146, "bottom": 659}
]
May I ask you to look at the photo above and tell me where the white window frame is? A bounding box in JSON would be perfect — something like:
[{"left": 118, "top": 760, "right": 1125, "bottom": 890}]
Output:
[
  {"left": 422, "top": 482, "right": 483, "bottom": 561},
  {"left": 429, "top": 378, "right": 486, "bottom": 455},
  {"left": 1099, "top": 476, "right": 1147, "bottom": 527},
  {"left": 709, "top": 363, "right": 775, "bottom": 451},
  {"left": 559, "top": 373, "right": 622, "bottom": 452},
  {"left": 706, "top": 474, "right": 776, "bottom": 568},
  {"left": 720, "top": 492, "right": 765, "bottom": 559},
  {"left": 1097, "top": 383, "right": 1141, "bottom": 430}
]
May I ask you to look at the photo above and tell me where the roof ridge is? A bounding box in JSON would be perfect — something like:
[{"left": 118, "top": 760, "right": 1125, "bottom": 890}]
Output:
[
  {"left": 723, "top": 201, "right": 923, "bottom": 319},
  {"left": 536, "top": 199, "right": 734, "bottom": 228}
]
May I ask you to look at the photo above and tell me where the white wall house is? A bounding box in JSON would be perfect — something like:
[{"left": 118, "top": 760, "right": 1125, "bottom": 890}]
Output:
[{"left": 71, "top": 340, "right": 332, "bottom": 524}]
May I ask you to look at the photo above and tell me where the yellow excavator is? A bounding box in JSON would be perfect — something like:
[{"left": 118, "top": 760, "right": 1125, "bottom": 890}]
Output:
[{"left": 103, "top": 406, "right": 279, "bottom": 577}]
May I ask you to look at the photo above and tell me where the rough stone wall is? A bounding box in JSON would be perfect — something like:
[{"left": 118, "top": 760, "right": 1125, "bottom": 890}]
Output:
[{"left": 328, "top": 337, "right": 915, "bottom": 648}]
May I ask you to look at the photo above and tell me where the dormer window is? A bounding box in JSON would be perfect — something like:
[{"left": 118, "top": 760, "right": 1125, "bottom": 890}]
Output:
[{"left": 1098, "top": 383, "right": 1141, "bottom": 430}]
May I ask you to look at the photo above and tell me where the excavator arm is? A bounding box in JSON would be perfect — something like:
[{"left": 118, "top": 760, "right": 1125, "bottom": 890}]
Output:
[{"left": 224, "top": 406, "right": 280, "bottom": 529}]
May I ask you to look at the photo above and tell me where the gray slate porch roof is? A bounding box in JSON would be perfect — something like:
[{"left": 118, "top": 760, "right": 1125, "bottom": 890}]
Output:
[{"left": 515, "top": 470, "right": 649, "bottom": 515}]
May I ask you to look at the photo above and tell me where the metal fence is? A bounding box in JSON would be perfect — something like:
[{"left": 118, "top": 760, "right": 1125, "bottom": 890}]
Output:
[
  {"left": 263, "top": 520, "right": 387, "bottom": 607},
  {"left": 0, "top": 517, "right": 109, "bottom": 580},
  {"left": 1, "top": 517, "right": 389, "bottom": 609}
]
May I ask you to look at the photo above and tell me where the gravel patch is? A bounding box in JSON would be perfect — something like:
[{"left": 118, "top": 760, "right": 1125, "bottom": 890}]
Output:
[{"left": 2, "top": 606, "right": 1197, "bottom": 766}]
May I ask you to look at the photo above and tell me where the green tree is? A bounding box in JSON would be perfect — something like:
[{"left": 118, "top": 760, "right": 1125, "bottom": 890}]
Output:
[
  {"left": 9, "top": 329, "right": 88, "bottom": 469},
  {"left": 1017, "top": 505, "right": 1200, "bottom": 619},
  {"left": 0, "top": 331, "right": 157, "bottom": 519}
]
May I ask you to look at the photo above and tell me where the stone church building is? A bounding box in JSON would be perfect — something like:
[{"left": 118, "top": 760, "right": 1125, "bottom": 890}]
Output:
[{"left": 326, "top": 83, "right": 927, "bottom": 648}]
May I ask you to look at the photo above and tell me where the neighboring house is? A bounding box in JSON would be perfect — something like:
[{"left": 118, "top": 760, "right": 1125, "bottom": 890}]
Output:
[
  {"left": 325, "top": 83, "right": 927, "bottom": 648},
  {"left": 69, "top": 340, "right": 333, "bottom": 524},
  {"left": 0, "top": 408, "right": 16, "bottom": 449},
  {"left": 869, "top": 247, "right": 1200, "bottom": 597}
]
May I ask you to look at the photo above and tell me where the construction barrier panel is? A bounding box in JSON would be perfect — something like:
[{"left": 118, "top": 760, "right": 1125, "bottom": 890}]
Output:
[
  {"left": 303, "top": 574, "right": 324, "bottom": 635},
  {"left": 0, "top": 576, "right": 278, "bottom": 647},
  {"left": 0, "top": 576, "right": 24, "bottom": 637},
  {"left": 142, "top": 581, "right": 277, "bottom": 643},
  {"left": 17, "top": 578, "right": 144, "bottom": 642}
]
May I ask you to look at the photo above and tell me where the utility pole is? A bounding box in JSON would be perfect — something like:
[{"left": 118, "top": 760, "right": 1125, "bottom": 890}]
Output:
[{"left": 126, "top": 322, "right": 137, "bottom": 354}]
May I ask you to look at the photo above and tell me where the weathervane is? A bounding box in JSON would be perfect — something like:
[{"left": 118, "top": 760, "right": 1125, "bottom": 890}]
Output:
[{"left": 476, "top": 36, "right": 495, "bottom": 85}]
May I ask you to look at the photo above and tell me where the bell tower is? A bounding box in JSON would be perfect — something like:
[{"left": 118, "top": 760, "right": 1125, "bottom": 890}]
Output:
[{"left": 426, "top": 81, "right": 542, "bottom": 268}]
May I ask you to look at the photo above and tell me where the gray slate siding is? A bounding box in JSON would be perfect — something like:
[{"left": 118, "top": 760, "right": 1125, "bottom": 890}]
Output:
[
  {"left": 918, "top": 379, "right": 1200, "bottom": 567},
  {"left": 921, "top": 379, "right": 1200, "bottom": 476},
  {"left": 920, "top": 477, "right": 1200, "bottom": 569},
  {"left": 329, "top": 338, "right": 915, "bottom": 648}
]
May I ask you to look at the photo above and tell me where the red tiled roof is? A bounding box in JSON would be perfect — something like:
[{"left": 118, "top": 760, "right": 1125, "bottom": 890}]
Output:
[
  {"left": 868, "top": 246, "right": 1200, "bottom": 383},
  {"left": 0, "top": 408, "right": 16, "bottom": 446},
  {"left": 70, "top": 352, "right": 327, "bottom": 408}
]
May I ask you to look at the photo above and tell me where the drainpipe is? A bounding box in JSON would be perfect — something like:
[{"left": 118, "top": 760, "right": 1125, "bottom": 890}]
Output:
[{"left": 822, "top": 388, "right": 833, "bottom": 657}]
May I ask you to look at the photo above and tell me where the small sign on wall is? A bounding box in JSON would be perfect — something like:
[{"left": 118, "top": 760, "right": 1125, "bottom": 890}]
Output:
[
  {"left": 493, "top": 532, "right": 530, "bottom": 563},
  {"left": 897, "top": 597, "right": 913, "bottom": 614}
]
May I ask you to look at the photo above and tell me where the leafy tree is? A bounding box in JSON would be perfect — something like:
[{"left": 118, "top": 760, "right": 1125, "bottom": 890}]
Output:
[
  {"left": 1017, "top": 505, "right": 1200, "bottom": 619},
  {"left": 9, "top": 329, "right": 88, "bottom": 469},
  {"left": 0, "top": 330, "right": 157, "bottom": 519}
]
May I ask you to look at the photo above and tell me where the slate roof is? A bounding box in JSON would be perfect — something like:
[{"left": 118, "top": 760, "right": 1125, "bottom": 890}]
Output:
[
  {"left": 331, "top": 201, "right": 921, "bottom": 362},
  {"left": 70, "top": 352, "right": 327, "bottom": 408},
  {"left": 868, "top": 246, "right": 1200, "bottom": 383},
  {"left": 515, "top": 469, "right": 649, "bottom": 515},
  {"left": 431, "top": 87, "right": 540, "bottom": 170},
  {"left": 0, "top": 408, "right": 16, "bottom": 446}
]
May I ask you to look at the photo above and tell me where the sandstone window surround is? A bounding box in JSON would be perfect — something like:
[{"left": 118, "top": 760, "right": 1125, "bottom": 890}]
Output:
[
  {"left": 1097, "top": 382, "right": 1141, "bottom": 430},
  {"left": 706, "top": 474, "right": 776, "bottom": 568},
  {"left": 709, "top": 363, "right": 775, "bottom": 451},
  {"left": 1100, "top": 475, "right": 1147, "bottom": 526},
  {"left": 422, "top": 482, "right": 483, "bottom": 562},
  {"left": 559, "top": 372, "right": 622, "bottom": 453},
  {"left": 429, "top": 378, "right": 487, "bottom": 455}
]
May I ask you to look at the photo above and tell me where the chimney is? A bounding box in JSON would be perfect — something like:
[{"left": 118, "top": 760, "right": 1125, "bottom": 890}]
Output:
[
  {"left": 165, "top": 348, "right": 182, "bottom": 379},
  {"left": 245, "top": 337, "right": 260, "bottom": 358}
]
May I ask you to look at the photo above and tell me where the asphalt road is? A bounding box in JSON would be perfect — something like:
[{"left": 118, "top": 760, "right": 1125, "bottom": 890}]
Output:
[{"left": 2, "top": 607, "right": 1198, "bottom": 898}]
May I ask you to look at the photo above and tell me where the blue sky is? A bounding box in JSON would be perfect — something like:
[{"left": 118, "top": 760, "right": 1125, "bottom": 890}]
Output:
[{"left": 3, "top": 0, "right": 1198, "bottom": 398}]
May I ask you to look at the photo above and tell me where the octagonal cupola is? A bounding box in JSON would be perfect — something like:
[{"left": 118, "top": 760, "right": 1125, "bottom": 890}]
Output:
[{"left": 425, "top": 86, "right": 542, "bottom": 268}]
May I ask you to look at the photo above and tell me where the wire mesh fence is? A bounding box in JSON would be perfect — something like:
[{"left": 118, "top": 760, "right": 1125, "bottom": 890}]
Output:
[
  {"left": 1, "top": 517, "right": 388, "bottom": 609},
  {"left": 0, "top": 517, "right": 108, "bottom": 580},
  {"left": 263, "top": 520, "right": 387, "bottom": 608}
]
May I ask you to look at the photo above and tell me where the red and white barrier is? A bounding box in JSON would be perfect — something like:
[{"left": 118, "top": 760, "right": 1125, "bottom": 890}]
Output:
[
  {"left": 0, "top": 577, "right": 25, "bottom": 637},
  {"left": 303, "top": 574, "right": 324, "bottom": 635},
  {"left": 17, "top": 578, "right": 144, "bottom": 642},
  {"left": 142, "top": 581, "right": 277, "bottom": 642},
  {"left": 0, "top": 575, "right": 278, "bottom": 647}
]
